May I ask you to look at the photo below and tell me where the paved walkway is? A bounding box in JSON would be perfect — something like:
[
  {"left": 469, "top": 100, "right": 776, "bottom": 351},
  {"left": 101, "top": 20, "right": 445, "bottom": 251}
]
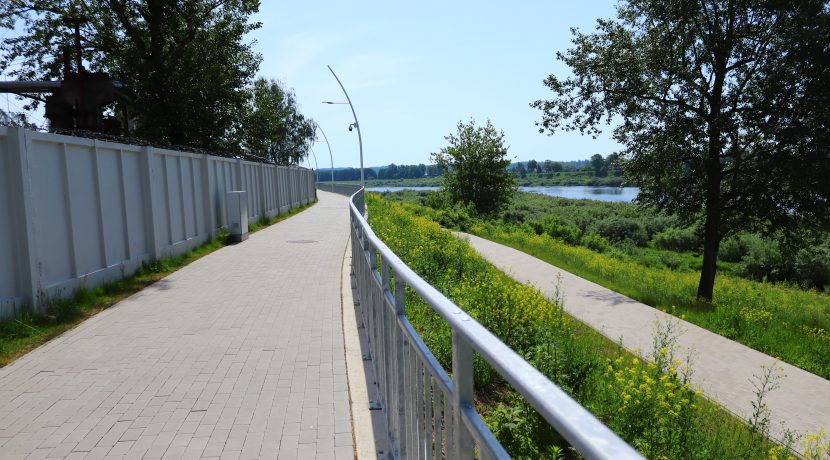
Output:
[
  {"left": 0, "top": 191, "right": 354, "bottom": 460},
  {"left": 458, "top": 232, "right": 830, "bottom": 443}
]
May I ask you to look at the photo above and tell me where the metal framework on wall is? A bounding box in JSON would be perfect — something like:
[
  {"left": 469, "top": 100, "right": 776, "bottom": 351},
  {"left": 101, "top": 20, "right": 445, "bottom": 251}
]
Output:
[{"left": 347, "top": 187, "right": 642, "bottom": 459}]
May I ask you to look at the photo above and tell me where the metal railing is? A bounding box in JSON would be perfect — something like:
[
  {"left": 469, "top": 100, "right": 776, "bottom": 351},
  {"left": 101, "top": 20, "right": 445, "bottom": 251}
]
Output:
[
  {"left": 348, "top": 187, "right": 641, "bottom": 459},
  {"left": 318, "top": 182, "right": 363, "bottom": 202}
]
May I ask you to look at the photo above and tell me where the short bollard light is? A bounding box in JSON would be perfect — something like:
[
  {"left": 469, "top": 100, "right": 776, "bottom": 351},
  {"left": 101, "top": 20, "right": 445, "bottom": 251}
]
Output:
[{"left": 227, "top": 190, "right": 248, "bottom": 243}]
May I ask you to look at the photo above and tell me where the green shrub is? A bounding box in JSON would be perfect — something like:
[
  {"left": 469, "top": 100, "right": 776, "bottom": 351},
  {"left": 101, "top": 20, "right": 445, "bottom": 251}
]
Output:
[
  {"left": 591, "top": 216, "right": 649, "bottom": 246},
  {"left": 653, "top": 226, "right": 701, "bottom": 252},
  {"left": 540, "top": 215, "right": 583, "bottom": 245},
  {"left": 792, "top": 240, "right": 830, "bottom": 291},
  {"left": 435, "top": 201, "right": 477, "bottom": 231},
  {"left": 719, "top": 233, "right": 756, "bottom": 262},
  {"left": 642, "top": 214, "right": 680, "bottom": 238},
  {"left": 425, "top": 191, "right": 450, "bottom": 210},
  {"left": 581, "top": 232, "right": 609, "bottom": 253},
  {"left": 736, "top": 238, "right": 782, "bottom": 281}
]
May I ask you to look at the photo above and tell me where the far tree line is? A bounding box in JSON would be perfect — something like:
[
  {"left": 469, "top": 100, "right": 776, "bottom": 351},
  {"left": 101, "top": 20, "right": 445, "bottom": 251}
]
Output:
[
  {"left": 324, "top": 155, "right": 627, "bottom": 182},
  {"left": 512, "top": 154, "right": 622, "bottom": 178}
]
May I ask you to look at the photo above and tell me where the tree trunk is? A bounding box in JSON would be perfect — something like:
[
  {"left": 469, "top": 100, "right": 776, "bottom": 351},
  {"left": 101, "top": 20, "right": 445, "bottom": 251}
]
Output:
[
  {"left": 697, "top": 201, "right": 720, "bottom": 301},
  {"left": 698, "top": 125, "right": 724, "bottom": 301},
  {"left": 697, "top": 33, "right": 731, "bottom": 301}
]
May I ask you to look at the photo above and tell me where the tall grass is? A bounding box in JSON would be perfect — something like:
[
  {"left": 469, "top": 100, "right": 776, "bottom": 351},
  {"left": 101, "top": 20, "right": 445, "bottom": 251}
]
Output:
[
  {"left": 475, "top": 225, "right": 830, "bottom": 380},
  {"left": 367, "top": 194, "right": 791, "bottom": 459}
]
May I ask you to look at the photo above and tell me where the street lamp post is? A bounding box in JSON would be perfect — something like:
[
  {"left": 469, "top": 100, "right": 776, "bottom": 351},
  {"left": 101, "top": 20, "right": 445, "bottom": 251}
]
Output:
[
  {"left": 307, "top": 146, "right": 319, "bottom": 179},
  {"left": 324, "top": 65, "right": 364, "bottom": 190},
  {"left": 314, "top": 124, "right": 336, "bottom": 192}
]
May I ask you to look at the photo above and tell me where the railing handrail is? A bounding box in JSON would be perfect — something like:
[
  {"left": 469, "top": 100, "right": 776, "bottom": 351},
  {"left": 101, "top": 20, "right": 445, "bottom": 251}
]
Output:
[{"left": 348, "top": 187, "right": 642, "bottom": 459}]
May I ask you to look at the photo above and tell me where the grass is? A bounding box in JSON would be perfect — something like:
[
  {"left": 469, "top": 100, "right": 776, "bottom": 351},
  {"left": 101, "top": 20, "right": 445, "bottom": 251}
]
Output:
[
  {"left": 0, "top": 200, "right": 316, "bottom": 367},
  {"left": 474, "top": 226, "right": 830, "bottom": 380},
  {"left": 379, "top": 190, "right": 830, "bottom": 380},
  {"left": 365, "top": 193, "right": 801, "bottom": 459}
]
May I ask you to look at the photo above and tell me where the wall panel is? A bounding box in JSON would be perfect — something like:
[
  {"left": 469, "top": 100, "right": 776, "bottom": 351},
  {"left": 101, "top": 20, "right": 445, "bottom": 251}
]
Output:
[{"left": 0, "top": 128, "right": 315, "bottom": 318}]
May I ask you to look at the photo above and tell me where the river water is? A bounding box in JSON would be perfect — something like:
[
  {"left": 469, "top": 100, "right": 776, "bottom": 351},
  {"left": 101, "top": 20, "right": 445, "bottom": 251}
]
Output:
[{"left": 367, "top": 185, "right": 640, "bottom": 203}]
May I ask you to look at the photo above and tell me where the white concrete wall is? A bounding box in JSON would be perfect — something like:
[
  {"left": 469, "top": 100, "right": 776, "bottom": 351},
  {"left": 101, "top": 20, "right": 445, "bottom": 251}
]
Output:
[{"left": 0, "top": 127, "right": 316, "bottom": 319}]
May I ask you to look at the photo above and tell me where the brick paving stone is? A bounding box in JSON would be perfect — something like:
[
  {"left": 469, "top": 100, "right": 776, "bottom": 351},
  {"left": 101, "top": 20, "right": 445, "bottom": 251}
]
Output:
[{"left": 0, "top": 192, "right": 354, "bottom": 458}]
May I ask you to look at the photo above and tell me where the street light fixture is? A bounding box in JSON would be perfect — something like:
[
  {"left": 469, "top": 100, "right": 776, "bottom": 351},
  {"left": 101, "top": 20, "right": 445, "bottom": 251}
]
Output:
[
  {"left": 314, "top": 124, "right": 336, "bottom": 192},
  {"left": 307, "top": 146, "right": 319, "bottom": 177},
  {"left": 323, "top": 65, "right": 364, "bottom": 190}
]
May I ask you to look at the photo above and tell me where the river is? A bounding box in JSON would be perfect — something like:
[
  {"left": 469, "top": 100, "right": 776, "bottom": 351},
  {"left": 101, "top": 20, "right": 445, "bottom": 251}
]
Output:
[{"left": 367, "top": 185, "right": 640, "bottom": 203}]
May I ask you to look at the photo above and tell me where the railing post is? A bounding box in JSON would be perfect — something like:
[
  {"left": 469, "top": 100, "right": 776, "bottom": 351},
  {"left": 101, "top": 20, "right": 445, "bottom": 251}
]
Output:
[
  {"left": 392, "top": 272, "right": 408, "bottom": 459},
  {"left": 452, "top": 330, "right": 474, "bottom": 458}
]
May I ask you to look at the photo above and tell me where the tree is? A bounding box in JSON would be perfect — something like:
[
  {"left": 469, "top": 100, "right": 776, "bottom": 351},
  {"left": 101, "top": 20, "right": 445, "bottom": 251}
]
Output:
[
  {"left": 546, "top": 161, "right": 563, "bottom": 173},
  {"left": 527, "top": 159, "right": 539, "bottom": 173},
  {"left": 432, "top": 119, "right": 516, "bottom": 215},
  {"left": 606, "top": 152, "right": 623, "bottom": 177},
  {"left": 533, "top": 0, "right": 830, "bottom": 300},
  {"left": 1, "top": 0, "right": 261, "bottom": 151},
  {"left": 426, "top": 164, "right": 442, "bottom": 177},
  {"left": 590, "top": 154, "right": 607, "bottom": 177},
  {"left": 241, "top": 78, "right": 315, "bottom": 165}
]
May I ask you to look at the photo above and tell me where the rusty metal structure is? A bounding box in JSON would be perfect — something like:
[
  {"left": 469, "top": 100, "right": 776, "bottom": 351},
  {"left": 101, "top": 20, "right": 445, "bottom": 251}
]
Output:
[{"left": 0, "top": 16, "right": 125, "bottom": 132}]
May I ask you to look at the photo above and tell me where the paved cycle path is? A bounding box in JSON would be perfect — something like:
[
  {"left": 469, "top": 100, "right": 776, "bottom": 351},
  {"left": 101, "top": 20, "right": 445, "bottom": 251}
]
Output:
[
  {"left": 458, "top": 232, "right": 830, "bottom": 444},
  {"left": 0, "top": 191, "right": 354, "bottom": 459}
]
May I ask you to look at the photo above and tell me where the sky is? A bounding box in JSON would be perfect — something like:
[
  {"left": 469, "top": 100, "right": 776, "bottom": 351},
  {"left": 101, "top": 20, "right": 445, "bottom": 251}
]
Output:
[
  {"left": 250, "top": 1, "right": 623, "bottom": 169},
  {"left": 1, "top": 1, "right": 624, "bottom": 169}
]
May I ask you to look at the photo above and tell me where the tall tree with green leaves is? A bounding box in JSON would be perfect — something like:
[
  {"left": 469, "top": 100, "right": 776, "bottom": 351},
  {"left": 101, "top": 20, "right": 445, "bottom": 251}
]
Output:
[
  {"left": 590, "top": 153, "right": 607, "bottom": 177},
  {"left": 533, "top": 0, "right": 830, "bottom": 300},
  {"left": 432, "top": 119, "right": 516, "bottom": 215},
  {"left": 1, "top": 0, "right": 261, "bottom": 151},
  {"left": 241, "top": 77, "right": 314, "bottom": 165}
]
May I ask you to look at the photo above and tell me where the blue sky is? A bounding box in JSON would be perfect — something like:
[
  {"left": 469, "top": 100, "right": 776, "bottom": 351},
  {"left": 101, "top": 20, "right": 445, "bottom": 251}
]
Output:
[
  {"left": 251, "top": 1, "right": 623, "bottom": 169},
  {"left": 1, "top": 2, "right": 623, "bottom": 169}
]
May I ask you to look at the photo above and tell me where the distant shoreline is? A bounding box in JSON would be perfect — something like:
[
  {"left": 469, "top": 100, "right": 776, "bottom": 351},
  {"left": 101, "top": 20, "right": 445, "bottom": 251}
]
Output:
[{"left": 319, "top": 172, "right": 630, "bottom": 188}]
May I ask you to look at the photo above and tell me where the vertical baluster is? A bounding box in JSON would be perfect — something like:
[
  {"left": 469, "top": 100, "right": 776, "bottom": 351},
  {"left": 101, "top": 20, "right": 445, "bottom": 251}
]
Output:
[
  {"left": 376, "top": 260, "right": 386, "bottom": 408},
  {"left": 410, "top": 342, "right": 420, "bottom": 460},
  {"left": 393, "top": 273, "right": 407, "bottom": 458},
  {"left": 423, "top": 368, "right": 435, "bottom": 458},
  {"left": 403, "top": 338, "right": 412, "bottom": 459},
  {"left": 365, "top": 242, "right": 375, "bottom": 358},
  {"left": 415, "top": 359, "right": 425, "bottom": 459},
  {"left": 433, "top": 380, "right": 441, "bottom": 460},
  {"left": 381, "top": 283, "right": 390, "bottom": 409},
  {"left": 413, "top": 358, "right": 421, "bottom": 458},
  {"left": 380, "top": 260, "right": 392, "bottom": 411},
  {"left": 444, "top": 390, "right": 453, "bottom": 459},
  {"left": 452, "top": 331, "right": 474, "bottom": 458}
]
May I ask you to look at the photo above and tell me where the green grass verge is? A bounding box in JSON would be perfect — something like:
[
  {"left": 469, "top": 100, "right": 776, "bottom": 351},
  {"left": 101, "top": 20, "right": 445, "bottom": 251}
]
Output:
[
  {"left": 377, "top": 190, "right": 830, "bottom": 380},
  {"left": 473, "top": 225, "right": 830, "bottom": 380},
  {"left": 366, "top": 194, "right": 799, "bottom": 459},
  {"left": 0, "top": 200, "right": 317, "bottom": 367}
]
